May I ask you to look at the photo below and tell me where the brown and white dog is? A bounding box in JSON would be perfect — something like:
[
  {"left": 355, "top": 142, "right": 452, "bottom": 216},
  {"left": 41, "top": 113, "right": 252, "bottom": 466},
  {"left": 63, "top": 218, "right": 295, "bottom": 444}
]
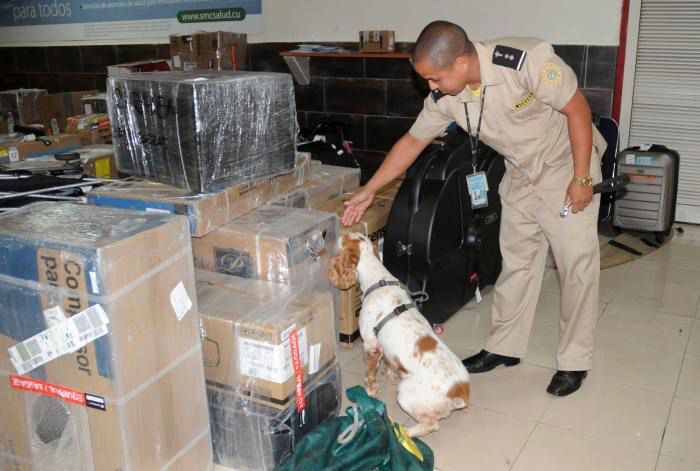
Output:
[{"left": 329, "top": 232, "right": 470, "bottom": 437}]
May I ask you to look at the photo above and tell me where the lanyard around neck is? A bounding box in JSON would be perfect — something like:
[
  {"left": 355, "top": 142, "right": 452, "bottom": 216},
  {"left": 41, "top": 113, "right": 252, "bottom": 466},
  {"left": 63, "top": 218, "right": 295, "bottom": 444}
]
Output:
[{"left": 463, "top": 85, "right": 487, "bottom": 173}]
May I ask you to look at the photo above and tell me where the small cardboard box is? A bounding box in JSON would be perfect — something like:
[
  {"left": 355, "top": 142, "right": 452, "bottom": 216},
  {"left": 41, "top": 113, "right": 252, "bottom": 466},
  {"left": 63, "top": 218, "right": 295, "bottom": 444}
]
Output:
[
  {"left": 192, "top": 205, "right": 338, "bottom": 288},
  {"left": 170, "top": 31, "right": 248, "bottom": 71},
  {"left": 272, "top": 162, "right": 360, "bottom": 209},
  {"left": 0, "top": 202, "right": 212, "bottom": 471},
  {"left": 37, "top": 90, "right": 97, "bottom": 133},
  {"left": 0, "top": 133, "right": 82, "bottom": 164},
  {"left": 197, "top": 270, "right": 337, "bottom": 410},
  {"left": 317, "top": 193, "right": 395, "bottom": 345},
  {"left": 81, "top": 93, "right": 108, "bottom": 115},
  {"left": 359, "top": 30, "right": 396, "bottom": 53},
  {"left": 77, "top": 144, "right": 119, "bottom": 178},
  {"left": 87, "top": 153, "right": 310, "bottom": 237}
]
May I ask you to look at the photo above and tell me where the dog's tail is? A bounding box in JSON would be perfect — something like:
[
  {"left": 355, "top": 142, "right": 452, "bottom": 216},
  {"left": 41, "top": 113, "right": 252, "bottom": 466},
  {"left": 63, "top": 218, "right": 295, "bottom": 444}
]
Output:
[{"left": 447, "top": 381, "right": 470, "bottom": 410}]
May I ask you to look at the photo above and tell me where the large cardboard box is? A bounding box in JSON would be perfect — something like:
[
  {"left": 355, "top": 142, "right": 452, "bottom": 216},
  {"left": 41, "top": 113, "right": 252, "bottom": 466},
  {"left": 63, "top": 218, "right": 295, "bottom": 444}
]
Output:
[
  {"left": 170, "top": 32, "right": 248, "bottom": 71},
  {"left": 0, "top": 133, "right": 81, "bottom": 164},
  {"left": 87, "top": 153, "right": 310, "bottom": 237},
  {"left": 37, "top": 91, "right": 97, "bottom": 133},
  {"left": 0, "top": 203, "right": 212, "bottom": 471},
  {"left": 359, "top": 30, "right": 395, "bottom": 53},
  {"left": 197, "top": 270, "right": 337, "bottom": 409},
  {"left": 0, "top": 89, "right": 47, "bottom": 125},
  {"left": 192, "top": 205, "right": 339, "bottom": 289},
  {"left": 108, "top": 71, "right": 296, "bottom": 192},
  {"left": 272, "top": 162, "right": 360, "bottom": 209},
  {"left": 317, "top": 193, "right": 394, "bottom": 345}
]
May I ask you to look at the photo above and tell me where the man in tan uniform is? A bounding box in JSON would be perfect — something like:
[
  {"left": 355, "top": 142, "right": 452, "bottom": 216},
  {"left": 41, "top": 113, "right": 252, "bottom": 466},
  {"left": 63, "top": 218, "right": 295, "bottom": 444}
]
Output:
[{"left": 342, "top": 21, "right": 606, "bottom": 396}]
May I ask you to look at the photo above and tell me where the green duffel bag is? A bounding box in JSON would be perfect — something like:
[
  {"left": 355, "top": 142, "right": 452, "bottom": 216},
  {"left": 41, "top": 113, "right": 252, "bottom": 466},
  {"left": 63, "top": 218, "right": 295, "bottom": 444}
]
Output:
[{"left": 276, "top": 385, "right": 434, "bottom": 471}]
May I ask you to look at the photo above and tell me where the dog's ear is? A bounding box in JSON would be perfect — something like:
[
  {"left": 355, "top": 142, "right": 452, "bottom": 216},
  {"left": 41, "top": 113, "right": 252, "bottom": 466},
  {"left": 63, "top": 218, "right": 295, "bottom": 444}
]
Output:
[{"left": 328, "top": 238, "right": 360, "bottom": 289}]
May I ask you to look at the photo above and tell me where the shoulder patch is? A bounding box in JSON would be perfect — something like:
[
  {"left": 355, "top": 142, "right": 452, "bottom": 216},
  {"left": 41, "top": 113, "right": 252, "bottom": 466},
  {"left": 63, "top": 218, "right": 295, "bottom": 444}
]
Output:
[
  {"left": 492, "top": 45, "right": 527, "bottom": 71},
  {"left": 540, "top": 63, "right": 562, "bottom": 85},
  {"left": 431, "top": 89, "right": 446, "bottom": 103}
]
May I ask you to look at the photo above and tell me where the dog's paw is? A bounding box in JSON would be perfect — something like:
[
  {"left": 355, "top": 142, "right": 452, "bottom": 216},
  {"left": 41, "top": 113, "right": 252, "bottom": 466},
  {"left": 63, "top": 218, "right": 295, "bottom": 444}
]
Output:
[{"left": 364, "top": 380, "right": 382, "bottom": 398}]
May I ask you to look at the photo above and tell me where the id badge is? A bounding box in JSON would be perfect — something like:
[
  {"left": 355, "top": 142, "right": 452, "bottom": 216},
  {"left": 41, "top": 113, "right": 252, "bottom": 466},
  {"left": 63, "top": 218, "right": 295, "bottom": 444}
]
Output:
[{"left": 466, "top": 172, "right": 489, "bottom": 208}]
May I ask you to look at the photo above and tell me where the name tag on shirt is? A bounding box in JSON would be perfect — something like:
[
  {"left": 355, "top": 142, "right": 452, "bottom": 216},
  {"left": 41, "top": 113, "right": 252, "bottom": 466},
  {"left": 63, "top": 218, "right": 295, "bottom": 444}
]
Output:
[{"left": 466, "top": 172, "right": 489, "bottom": 208}]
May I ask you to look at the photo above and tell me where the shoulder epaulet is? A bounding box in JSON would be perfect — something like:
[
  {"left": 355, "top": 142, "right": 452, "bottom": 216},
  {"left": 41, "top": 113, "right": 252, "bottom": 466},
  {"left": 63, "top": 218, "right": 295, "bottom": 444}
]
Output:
[
  {"left": 431, "top": 89, "right": 446, "bottom": 103},
  {"left": 492, "top": 45, "right": 527, "bottom": 71}
]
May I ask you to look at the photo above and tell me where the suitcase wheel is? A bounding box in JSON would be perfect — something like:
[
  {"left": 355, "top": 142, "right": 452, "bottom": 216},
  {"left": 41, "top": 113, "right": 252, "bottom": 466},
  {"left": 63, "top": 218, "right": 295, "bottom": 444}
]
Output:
[{"left": 432, "top": 324, "right": 445, "bottom": 335}]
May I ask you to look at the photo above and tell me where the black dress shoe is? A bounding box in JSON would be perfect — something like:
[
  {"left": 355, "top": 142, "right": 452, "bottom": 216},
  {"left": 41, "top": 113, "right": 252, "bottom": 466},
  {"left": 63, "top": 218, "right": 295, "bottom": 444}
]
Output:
[
  {"left": 547, "top": 370, "right": 588, "bottom": 396},
  {"left": 462, "top": 349, "right": 521, "bottom": 373}
]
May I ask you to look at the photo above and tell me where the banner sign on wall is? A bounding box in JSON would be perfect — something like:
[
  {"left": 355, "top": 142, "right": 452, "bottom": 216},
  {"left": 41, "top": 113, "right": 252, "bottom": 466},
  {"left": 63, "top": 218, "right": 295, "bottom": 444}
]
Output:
[{"left": 0, "top": 0, "right": 261, "bottom": 42}]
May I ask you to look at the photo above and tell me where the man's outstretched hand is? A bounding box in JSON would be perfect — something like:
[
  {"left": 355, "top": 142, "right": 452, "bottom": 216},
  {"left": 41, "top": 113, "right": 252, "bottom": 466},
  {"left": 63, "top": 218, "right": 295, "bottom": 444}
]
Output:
[{"left": 341, "top": 188, "right": 375, "bottom": 226}]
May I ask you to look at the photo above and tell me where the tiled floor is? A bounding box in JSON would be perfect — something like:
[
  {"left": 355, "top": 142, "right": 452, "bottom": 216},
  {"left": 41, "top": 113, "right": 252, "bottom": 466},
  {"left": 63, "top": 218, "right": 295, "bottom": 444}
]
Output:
[{"left": 338, "top": 224, "right": 700, "bottom": 471}]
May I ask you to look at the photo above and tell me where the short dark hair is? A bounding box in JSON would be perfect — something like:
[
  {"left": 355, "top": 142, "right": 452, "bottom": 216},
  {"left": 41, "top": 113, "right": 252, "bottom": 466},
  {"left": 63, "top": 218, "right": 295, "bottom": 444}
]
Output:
[{"left": 413, "top": 21, "right": 474, "bottom": 70}]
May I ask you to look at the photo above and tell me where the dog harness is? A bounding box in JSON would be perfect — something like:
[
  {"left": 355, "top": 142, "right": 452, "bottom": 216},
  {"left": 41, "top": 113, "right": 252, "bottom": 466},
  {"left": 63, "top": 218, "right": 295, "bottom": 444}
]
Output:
[{"left": 363, "top": 279, "right": 417, "bottom": 337}]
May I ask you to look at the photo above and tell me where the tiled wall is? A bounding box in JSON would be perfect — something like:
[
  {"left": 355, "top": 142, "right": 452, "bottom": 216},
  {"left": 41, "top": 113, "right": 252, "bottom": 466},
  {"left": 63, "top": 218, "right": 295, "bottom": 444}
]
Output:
[{"left": 0, "top": 41, "right": 616, "bottom": 165}]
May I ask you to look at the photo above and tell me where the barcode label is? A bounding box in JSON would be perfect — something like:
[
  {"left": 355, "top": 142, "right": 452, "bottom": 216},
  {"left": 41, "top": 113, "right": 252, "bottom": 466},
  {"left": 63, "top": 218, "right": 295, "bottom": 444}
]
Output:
[
  {"left": 7, "top": 304, "right": 110, "bottom": 375},
  {"left": 239, "top": 327, "right": 309, "bottom": 383},
  {"left": 21, "top": 339, "right": 42, "bottom": 360}
]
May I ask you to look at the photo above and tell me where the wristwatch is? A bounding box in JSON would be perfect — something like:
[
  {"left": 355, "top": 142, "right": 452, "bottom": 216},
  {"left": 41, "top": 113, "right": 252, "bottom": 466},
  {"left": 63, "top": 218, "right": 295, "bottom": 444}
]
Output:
[{"left": 574, "top": 176, "right": 593, "bottom": 187}]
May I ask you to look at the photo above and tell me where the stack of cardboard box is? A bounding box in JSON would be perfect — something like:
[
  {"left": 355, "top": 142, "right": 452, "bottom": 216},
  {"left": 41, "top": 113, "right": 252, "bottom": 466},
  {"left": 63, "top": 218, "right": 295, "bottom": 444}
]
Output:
[
  {"left": 197, "top": 270, "right": 340, "bottom": 470},
  {"left": 170, "top": 32, "right": 248, "bottom": 71}
]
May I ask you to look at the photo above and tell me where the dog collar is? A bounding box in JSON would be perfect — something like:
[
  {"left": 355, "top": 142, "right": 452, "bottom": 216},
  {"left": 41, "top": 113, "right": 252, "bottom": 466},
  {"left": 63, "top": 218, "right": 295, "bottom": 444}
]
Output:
[{"left": 362, "top": 279, "right": 404, "bottom": 301}]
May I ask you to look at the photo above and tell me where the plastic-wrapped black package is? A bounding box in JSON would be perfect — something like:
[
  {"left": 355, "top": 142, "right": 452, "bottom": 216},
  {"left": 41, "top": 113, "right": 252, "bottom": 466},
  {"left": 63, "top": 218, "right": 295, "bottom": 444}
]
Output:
[
  {"left": 208, "top": 363, "right": 341, "bottom": 471},
  {"left": 107, "top": 71, "right": 297, "bottom": 193}
]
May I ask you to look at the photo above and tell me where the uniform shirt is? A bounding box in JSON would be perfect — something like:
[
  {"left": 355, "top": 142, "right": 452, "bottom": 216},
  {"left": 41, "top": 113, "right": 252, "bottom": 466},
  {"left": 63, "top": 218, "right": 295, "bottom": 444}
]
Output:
[{"left": 409, "top": 37, "right": 607, "bottom": 201}]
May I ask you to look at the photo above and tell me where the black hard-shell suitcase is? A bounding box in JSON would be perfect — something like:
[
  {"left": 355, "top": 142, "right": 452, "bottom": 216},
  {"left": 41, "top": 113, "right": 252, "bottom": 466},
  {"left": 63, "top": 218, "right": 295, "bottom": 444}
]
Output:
[{"left": 383, "top": 130, "right": 506, "bottom": 326}]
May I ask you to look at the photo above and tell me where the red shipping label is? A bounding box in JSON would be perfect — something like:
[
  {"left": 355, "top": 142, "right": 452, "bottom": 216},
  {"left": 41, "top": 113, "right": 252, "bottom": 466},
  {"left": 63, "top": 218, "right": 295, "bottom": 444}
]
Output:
[
  {"left": 289, "top": 329, "right": 306, "bottom": 413},
  {"left": 10, "top": 375, "right": 86, "bottom": 407}
]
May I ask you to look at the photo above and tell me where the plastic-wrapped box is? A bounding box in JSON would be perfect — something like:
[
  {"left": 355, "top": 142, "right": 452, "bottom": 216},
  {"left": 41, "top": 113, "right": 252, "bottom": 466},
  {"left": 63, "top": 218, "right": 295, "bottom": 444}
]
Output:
[
  {"left": 196, "top": 270, "right": 340, "bottom": 470},
  {"left": 208, "top": 365, "right": 341, "bottom": 471},
  {"left": 272, "top": 161, "right": 360, "bottom": 209},
  {"left": 0, "top": 88, "right": 47, "bottom": 124},
  {"left": 107, "top": 71, "right": 297, "bottom": 193},
  {"left": 87, "top": 153, "right": 310, "bottom": 237},
  {"left": 192, "top": 205, "right": 338, "bottom": 289},
  {"left": 0, "top": 202, "right": 212, "bottom": 471}
]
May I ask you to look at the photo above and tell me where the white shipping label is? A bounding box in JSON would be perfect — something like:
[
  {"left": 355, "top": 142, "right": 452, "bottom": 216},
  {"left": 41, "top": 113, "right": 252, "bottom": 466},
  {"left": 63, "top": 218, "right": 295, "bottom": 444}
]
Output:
[
  {"left": 9, "top": 147, "right": 19, "bottom": 163},
  {"left": 8, "top": 304, "right": 110, "bottom": 375},
  {"left": 170, "top": 281, "right": 193, "bottom": 321},
  {"left": 309, "top": 343, "right": 321, "bottom": 375},
  {"left": 239, "top": 327, "right": 308, "bottom": 383},
  {"left": 145, "top": 207, "right": 171, "bottom": 214},
  {"left": 89, "top": 271, "right": 100, "bottom": 294}
]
